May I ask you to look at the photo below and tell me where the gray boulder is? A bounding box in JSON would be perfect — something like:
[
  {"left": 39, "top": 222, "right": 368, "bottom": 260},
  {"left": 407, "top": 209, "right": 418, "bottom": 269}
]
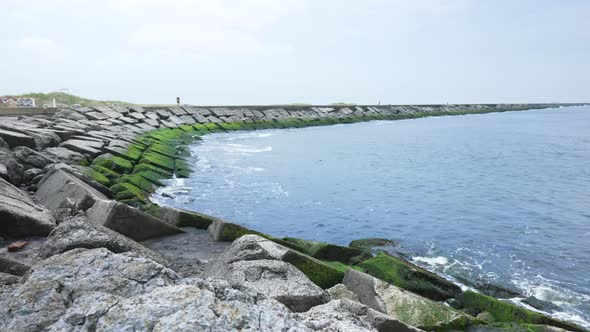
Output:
[
  {"left": 343, "top": 269, "right": 473, "bottom": 331},
  {"left": 206, "top": 258, "right": 328, "bottom": 312},
  {"left": 94, "top": 283, "right": 305, "bottom": 331},
  {"left": 0, "top": 164, "right": 7, "bottom": 180},
  {"left": 12, "top": 146, "right": 55, "bottom": 169},
  {"left": 0, "top": 177, "right": 56, "bottom": 237},
  {"left": 59, "top": 139, "right": 104, "bottom": 157},
  {"left": 0, "top": 248, "right": 179, "bottom": 331},
  {"left": 42, "top": 147, "right": 86, "bottom": 164},
  {"left": 53, "top": 109, "right": 87, "bottom": 121},
  {"left": 38, "top": 215, "right": 168, "bottom": 265},
  {"left": 36, "top": 169, "right": 108, "bottom": 213},
  {"left": 86, "top": 199, "right": 184, "bottom": 241},
  {"left": 0, "top": 137, "right": 8, "bottom": 149},
  {"left": 0, "top": 147, "right": 24, "bottom": 185},
  {"left": 294, "top": 299, "right": 423, "bottom": 332},
  {"left": 0, "top": 128, "right": 36, "bottom": 149}
]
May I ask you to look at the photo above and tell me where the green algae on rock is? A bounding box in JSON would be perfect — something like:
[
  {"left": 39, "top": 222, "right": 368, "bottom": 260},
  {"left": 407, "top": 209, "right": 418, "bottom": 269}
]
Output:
[
  {"left": 358, "top": 252, "right": 462, "bottom": 301},
  {"left": 282, "top": 237, "right": 372, "bottom": 265},
  {"left": 453, "top": 291, "right": 585, "bottom": 332}
]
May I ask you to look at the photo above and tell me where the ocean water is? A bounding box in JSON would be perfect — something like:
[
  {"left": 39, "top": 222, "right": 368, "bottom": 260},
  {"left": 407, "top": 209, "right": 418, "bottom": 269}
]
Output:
[{"left": 153, "top": 106, "right": 590, "bottom": 328}]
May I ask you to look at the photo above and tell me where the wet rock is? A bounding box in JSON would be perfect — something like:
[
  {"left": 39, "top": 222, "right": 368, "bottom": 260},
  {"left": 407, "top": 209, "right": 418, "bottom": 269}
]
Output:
[
  {"left": 282, "top": 236, "right": 371, "bottom": 264},
  {"left": 156, "top": 205, "right": 217, "bottom": 229},
  {"left": 12, "top": 146, "right": 55, "bottom": 169},
  {"left": 0, "top": 148, "right": 24, "bottom": 185},
  {"left": 523, "top": 296, "right": 560, "bottom": 312},
  {"left": 477, "top": 283, "right": 522, "bottom": 299},
  {"left": 0, "top": 271, "right": 20, "bottom": 286},
  {"left": 38, "top": 215, "right": 168, "bottom": 265},
  {"left": 206, "top": 258, "right": 328, "bottom": 312},
  {"left": 86, "top": 199, "right": 184, "bottom": 241},
  {"left": 294, "top": 299, "right": 423, "bottom": 332},
  {"left": 453, "top": 291, "right": 584, "bottom": 332},
  {"left": 0, "top": 255, "right": 31, "bottom": 276},
  {"left": 36, "top": 169, "right": 108, "bottom": 213},
  {"left": 357, "top": 252, "right": 462, "bottom": 301},
  {"left": 0, "top": 177, "right": 56, "bottom": 237},
  {"left": 343, "top": 269, "right": 473, "bottom": 331},
  {"left": 349, "top": 238, "right": 397, "bottom": 249}
]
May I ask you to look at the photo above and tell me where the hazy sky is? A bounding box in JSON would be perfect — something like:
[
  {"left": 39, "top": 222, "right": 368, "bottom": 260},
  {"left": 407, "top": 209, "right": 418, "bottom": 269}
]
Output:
[{"left": 2, "top": 0, "right": 589, "bottom": 105}]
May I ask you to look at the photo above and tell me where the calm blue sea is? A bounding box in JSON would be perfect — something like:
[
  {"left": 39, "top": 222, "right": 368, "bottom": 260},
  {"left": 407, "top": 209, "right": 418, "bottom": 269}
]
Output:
[{"left": 154, "top": 106, "right": 590, "bottom": 328}]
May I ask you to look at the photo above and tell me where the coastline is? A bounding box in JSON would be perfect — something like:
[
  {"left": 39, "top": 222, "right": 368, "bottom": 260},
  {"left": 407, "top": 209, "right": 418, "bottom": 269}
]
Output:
[{"left": 1, "top": 103, "right": 587, "bottom": 331}]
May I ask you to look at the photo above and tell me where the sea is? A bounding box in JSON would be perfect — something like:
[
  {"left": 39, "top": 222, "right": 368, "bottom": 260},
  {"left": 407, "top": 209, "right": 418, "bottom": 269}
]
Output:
[{"left": 153, "top": 105, "right": 590, "bottom": 328}]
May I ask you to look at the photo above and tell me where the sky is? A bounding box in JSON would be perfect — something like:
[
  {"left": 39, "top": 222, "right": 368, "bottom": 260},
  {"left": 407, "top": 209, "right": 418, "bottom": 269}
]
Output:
[{"left": 1, "top": 0, "right": 589, "bottom": 105}]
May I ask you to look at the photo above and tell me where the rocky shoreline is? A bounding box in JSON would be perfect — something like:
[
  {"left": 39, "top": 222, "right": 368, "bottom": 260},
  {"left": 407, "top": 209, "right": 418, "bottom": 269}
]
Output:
[{"left": 0, "top": 103, "right": 587, "bottom": 331}]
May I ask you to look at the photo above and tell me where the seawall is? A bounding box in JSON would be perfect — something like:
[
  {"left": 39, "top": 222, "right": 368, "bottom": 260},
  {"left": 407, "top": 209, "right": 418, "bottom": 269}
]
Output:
[{"left": 0, "top": 102, "right": 587, "bottom": 331}]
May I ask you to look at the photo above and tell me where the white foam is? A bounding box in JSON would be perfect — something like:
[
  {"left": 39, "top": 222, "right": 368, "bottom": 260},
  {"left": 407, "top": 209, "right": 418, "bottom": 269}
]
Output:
[{"left": 412, "top": 256, "right": 449, "bottom": 266}]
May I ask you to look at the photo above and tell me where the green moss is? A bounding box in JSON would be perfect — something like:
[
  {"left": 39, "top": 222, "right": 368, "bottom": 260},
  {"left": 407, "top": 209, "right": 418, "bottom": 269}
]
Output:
[
  {"left": 92, "top": 154, "right": 134, "bottom": 174},
  {"left": 203, "top": 123, "right": 223, "bottom": 132},
  {"left": 135, "top": 170, "right": 165, "bottom": 186},
  {"left": 349, "top": 238, "right": 396, "bottom": 249},
  {"left": 175, "top": 210, "right": 217, "bottom": 229},
  {"left": 455, "top": 291, "right": 585, "bottom": 331},
  {"left": 115, "top": 174, "right": 156, "bottom": 193},
  {"left": 281, "top": 237, "right": 370, "bottom": 264},
  {"left": 323, "top": 260, "right": 365, "bottom": 273},
  {"left": 91, "top": 165, "right": 121, "bottom": 182},
  {"left": 358, "top": 253, "right": 462, "bottom": 301},
  {"left": 146, "top": 143, "right": 178, "bottom": 159},
  {"left": 179, "top": 125, "right": 196, "bottom": 132},
  {"left": 132, "top": 163, "right": 173, "bottom": 177},
  {"left": 281, "top": 250, "right": 344, "bottom": 289},
  {"left": 192, "top": 124, "right": 210, "bottom": 133},
  {"left": 80, "top": 167, "right": 111, "bottom": 187},
  {"left": 218, "top": 223, "right": 263, "bottom": 241},
  {"left": 139, "top": 151, "right": 175, "bottom": 172}
]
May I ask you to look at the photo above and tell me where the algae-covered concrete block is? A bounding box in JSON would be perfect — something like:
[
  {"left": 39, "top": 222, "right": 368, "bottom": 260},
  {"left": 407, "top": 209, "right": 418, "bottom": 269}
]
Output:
[
  {"left": 343, "top": 269, "right": 474, "bottom": 331},
  {"left": 454, "top": 291, "right": 585, "bottom": 332},
  {"left": 358, "top": 253, "right": 462, "bottom": 301},
  {"left": 157, "top": 206, "right": 217, "bottom": 229},
  {"left": 282, "top": 237, "right": 371, "bottom": 264},
  {"left": 86, "top": 199, "right": 184, "bottom": 241}
]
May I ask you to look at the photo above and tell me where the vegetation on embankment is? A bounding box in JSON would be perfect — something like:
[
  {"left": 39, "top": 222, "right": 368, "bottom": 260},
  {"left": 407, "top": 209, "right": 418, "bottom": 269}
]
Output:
[
  {"left": 4, "top": 92, "right": 136, "bottom": 108},
  {"left": 79, "top": 113, "right": 585, "bottom": 332}
]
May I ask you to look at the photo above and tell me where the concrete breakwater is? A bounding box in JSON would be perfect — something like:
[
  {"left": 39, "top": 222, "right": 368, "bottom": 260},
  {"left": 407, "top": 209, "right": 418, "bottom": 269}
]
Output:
[{"left": 0, "top": 103, "right": 587, "bottom": 331}]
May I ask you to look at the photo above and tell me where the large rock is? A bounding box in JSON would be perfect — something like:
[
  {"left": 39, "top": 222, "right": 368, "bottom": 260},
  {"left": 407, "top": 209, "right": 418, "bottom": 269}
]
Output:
[
  {"left": 205, "top": 234, "right": 343, "bottom": 291},
  {"left": 206, "top": 258, "right": 328, "bottom": 312},
  {"left": 38, "top": 215, "right": 168, "bottom": 265},
  {"left": 12, "top": 146, "right": 55, "bottom": 170},
  {"left": 42, "top": 147, "right": 86, "bottom": 164},
  {"left": 343, "top": 269, "right": 474, "bottom": 331},
  {"left": 294, "top": 299, "right": 423, "bottom": 332},
  {"left": 86, "top": 199, "right": 184, "bottom": 241},
  {"left": 0, "top": 148, "right": 24, "bottom": 185},
  {"left": 0, "top": 248, "right": 179, "bottom": 331},
  {"left": 0, "top": 177, "right": 56, "bottom": 237},
  {"left": 59, "top": 139, "right": 104, "bottom": 157},
  {"left": 357, "top": 253, "right": 462, "bottom": 301},
  {"left": 156, "top": 205, "right": 217, "bottom": 229},
  {"left": 94, "top": 282, "right": 305, "bottom": 331},
  {"left": 0, "top": 129, "right": 36, "bottom": 149},
  {"left": 36, "top": 169, "right": 108, "bottom": 213}
]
